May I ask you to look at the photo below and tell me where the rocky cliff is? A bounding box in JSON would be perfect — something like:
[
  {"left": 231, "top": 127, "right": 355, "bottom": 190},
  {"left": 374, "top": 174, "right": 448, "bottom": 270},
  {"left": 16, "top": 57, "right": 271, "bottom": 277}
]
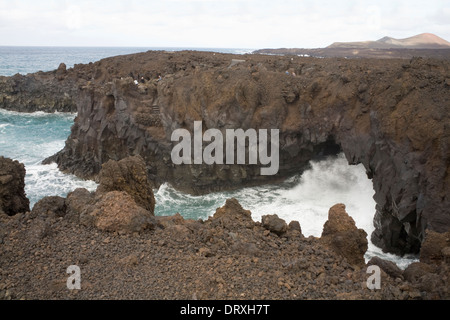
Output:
[
  {"left": 0, "top": 157, "right": 30, "bottom": 216},
  {"left": 0, "top": 156, "right": 448, "bottom": 300},
  {"left": 1, "top": 50, "right": 449, "bottom": 256},
  {"left": 0, "top": 63, "right": 78, "bottom": 113}
]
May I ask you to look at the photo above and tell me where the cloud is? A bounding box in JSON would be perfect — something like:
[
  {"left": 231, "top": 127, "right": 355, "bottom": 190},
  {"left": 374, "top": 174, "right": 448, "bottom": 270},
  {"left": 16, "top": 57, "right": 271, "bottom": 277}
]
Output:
[
  {"left": 0, "top": 0, "right": 449, "bottom": 47},
  {"left": 65, "top": 5, "right": 84, "bottom": 30}
]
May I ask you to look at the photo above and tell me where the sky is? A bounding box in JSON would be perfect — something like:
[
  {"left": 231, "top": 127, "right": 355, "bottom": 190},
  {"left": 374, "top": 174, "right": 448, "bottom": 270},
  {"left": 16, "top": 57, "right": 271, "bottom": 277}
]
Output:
[{"left": 0, "top": 0, "right": 449, "bottom": 49}]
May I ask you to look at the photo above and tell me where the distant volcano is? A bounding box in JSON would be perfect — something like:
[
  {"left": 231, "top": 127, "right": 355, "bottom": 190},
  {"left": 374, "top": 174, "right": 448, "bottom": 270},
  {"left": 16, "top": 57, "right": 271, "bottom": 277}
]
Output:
[{"left": 327, "top": 33, "right": 450, "bottom": 49}]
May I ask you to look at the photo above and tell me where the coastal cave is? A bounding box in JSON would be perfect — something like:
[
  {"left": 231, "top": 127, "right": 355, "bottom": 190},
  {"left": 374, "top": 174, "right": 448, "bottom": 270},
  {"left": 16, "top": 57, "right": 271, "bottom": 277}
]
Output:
[{"left": 311, "top": 136, "right": 342, "bottom": 160}]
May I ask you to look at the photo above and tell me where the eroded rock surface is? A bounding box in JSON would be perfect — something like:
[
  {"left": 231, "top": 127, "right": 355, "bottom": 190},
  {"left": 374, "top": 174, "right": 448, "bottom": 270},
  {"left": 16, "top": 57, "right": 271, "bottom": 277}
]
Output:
[
  {"left": 0, "top": 197, "right": 448, "bottom": 300},
  {"left": 2, "top": 51, "right": 449, "bottom": 255},
  {"left": 321, "top": 204, "right": 368, "bottom": 267},
  {"left": 0, "top": 157, "right": 29, "bottom": 216},
  {"left": 97, "top": 155, "right": 155, "bottom": 213}
]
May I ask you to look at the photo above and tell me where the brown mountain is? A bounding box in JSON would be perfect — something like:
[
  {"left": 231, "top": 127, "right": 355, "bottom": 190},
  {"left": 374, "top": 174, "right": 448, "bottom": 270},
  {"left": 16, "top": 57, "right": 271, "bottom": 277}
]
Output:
[{"left": 328, "top": 33, "right": 450, "bottom": 49}]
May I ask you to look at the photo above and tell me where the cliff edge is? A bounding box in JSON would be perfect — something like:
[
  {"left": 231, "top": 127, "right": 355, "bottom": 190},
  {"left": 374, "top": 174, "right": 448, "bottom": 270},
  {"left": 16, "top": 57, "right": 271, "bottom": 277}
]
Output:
[{"left": 1, "top": 50, "right": 449, "bottom": 256}]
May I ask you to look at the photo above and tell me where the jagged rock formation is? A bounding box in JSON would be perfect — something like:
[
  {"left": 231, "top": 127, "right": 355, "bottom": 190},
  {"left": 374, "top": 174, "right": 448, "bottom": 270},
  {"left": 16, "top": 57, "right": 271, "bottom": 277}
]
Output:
[
  {"left": 96, "top": 155, "right": 156, "bottom": 213},
  {"left": 0, "top": 157, "right": 30, "bottom": 216},
  {"left": 1, "top": 50, "right": 449, "bottom": 256},
  {"left": 87, "top": 191, "right": 156, "bottom": 234},
  {"left": 321, "top": 204, "right": 368, "bottom": 267},
  {"left": 34, "top": 155, "right": 157, "bottom": 234},
  {"left": 0, "top": 197, "right": 448, "bottom": 300}
]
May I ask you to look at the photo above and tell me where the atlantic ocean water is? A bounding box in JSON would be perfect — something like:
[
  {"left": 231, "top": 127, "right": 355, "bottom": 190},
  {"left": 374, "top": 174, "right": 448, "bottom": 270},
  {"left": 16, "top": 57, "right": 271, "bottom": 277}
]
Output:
[{"left": 0, "top": 46, "right": 417, "bottom": 268}]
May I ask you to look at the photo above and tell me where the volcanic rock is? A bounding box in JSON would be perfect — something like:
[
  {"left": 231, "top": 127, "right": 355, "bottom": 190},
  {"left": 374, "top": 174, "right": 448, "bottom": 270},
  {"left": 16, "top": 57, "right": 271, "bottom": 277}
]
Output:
[
  {"left": 30, "top": 196, "right": 66, "bottom": 219},
  {"left": 65, "top": 188, "right": 95, "bottom": 223},
  {"left": 97, "top": 155, "right": 155, "bottom": 213},
  {"left": 1, "top": 50, "right": 449, "bottom": 256},
  {"left": 321, "top": 204, "right": 368, "bottom": 267},
  {"left": 403, "top": 262, "right": 435, "bottom": 283},
  {"left": 419, "top": 230, "right": 450, "bottom": 264},
  {"left": 261, "top": 214, "right": 288, "bottom": 236},
  {"left": 208, "top": 198, "right": 254, "bottom": 230},
  {"left": 367, "top": 256, "right": 404, "bottom": 279},
  {"left": 0, "top": 195, "right": 449, "bottom": 300},
  {"left": 87, "top": 191, "right": 156, "bottom": 234},
  {"left": 0, "top": 157, "right": 30, "bottom": 216},
  {"left": 288, "top": 220, "right": 302, "bottom": 235}
]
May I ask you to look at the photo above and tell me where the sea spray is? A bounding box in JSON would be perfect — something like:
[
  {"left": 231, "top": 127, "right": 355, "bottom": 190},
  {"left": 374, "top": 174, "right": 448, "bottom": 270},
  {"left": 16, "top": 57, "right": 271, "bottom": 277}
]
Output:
[
  {"left": 0, "top": 109, "right": 97, "bottom": 208},
  {"left": 154, "top": 153, "right": 418, "bottom": 268}
]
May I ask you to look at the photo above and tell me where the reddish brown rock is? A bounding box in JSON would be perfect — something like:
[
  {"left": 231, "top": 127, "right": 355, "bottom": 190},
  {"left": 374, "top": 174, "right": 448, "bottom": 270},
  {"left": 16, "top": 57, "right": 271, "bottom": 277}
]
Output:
[
  {"left": 97, "top": 155, "right": 155, "bottom": 214},
  {"left": 88, "top": 191, "right": 156, "bottom": 234},
  {"left": 321, "top": 203, "right": 368, "bottom": 267},
  {"left": 2, "top": 50, "right": 449, "bottom": 256},
  {"left": 30, "top": 196, "right": 66, "bottom": 219},
  {"left": 367, "top": 256, "right": 404, "bottom": 280},
  {"left": 208, "top": 198, "right": 254, "bottom": 229},
  {"left": 261, "top": 214, "right": 288, "bottom": 236},
  {"left": 420, "top": 230, "right": 450, "bottom": 264}
]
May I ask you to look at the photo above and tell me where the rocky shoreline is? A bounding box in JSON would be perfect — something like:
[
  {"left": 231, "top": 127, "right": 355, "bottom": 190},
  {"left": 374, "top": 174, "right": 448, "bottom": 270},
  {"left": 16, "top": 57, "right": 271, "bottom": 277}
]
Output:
[
  {"left": 1, "top": 49, "right": 449, "bottom": 300},
  {"left": 1, "top": 50, "right": 449, "bottom": 255},
  {"left": 1, "top": 155, "right": 449, "bottom": 300}
]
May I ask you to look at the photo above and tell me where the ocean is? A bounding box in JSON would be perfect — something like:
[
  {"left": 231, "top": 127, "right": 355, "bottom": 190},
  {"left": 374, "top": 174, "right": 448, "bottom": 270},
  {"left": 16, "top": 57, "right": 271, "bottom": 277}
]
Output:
[{"left": 0, "top": 46, "right": 418, "bottom": 268}]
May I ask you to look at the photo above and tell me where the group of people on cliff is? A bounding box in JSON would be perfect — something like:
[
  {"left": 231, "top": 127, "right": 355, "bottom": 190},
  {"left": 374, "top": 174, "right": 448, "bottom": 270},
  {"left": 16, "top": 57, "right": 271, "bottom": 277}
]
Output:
[{"left": 133, "top": 73, "right": 162, "bottom": 85}]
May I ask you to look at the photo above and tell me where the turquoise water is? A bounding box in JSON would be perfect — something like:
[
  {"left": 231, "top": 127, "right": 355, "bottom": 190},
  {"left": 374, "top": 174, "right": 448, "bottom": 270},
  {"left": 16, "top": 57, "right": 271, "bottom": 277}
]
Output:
[
  {"left": 0, "top": 46, "right": 417, "bottom": 268},
  {"left": 0, "top": 109, "right": 98, "bottom": 207}
]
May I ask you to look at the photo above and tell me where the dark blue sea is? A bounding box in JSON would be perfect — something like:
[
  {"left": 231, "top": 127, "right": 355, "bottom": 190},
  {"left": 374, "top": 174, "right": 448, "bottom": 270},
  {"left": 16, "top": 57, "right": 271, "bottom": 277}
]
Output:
[{"left": 0, "top": 46, "right": 417, "bottom": 267}]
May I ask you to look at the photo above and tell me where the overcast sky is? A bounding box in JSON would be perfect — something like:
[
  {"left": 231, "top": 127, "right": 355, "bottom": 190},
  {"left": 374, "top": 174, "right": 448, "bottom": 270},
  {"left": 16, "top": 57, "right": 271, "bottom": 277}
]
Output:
[{"left": 0, "top": 0, "right": 449, "bottom": 49}]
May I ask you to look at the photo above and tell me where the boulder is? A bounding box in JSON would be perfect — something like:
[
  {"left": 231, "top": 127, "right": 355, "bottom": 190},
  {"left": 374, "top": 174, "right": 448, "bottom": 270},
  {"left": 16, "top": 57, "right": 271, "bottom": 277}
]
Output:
[
  {"left": 97, "top": 155, "right": 155, "bottom": 214},
  {"left": 66, "top": 188, "right": 95, "bottom": 215},
  {"left": 88, "top": 191, "right": 156, "bottom": 234},
  {"left": 321, "top": 203, "right": 368, "bottom": 267},
  {"left": 261, "top": 214, "right": 288, "bottom": 236},
  {"left": 403, "top": 262, "right": 434, "bottom": 283},
  {"left": 288, "top": 220, "right": 302, "bottom": 235},
  {"left": 30, "top": 196, "right": 66, "bottom": 219},
  {"left": 56, "top": 63, "right": 67, "bottom": 80},
  {"left": 208, "top": 198, "right": 254, "bottom": 230},
  {"left": 420, "top": 230, "right": 450, "bottom": 264},
  {"left": 367, "top": 256, "right": 403, "bottom": 279},
  {"left": 0, "top": 157, "right": 30, "bottom": 215}
]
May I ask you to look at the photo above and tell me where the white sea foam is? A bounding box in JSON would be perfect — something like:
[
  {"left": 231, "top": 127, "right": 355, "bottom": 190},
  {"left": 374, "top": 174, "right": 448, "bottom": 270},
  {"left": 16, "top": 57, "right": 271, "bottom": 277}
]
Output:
[
  {"left": 154, "top": 153, "right": 418, "bottom": 268},
  {"left": 25, "top": 162, "right": 97, "bottom": 208}
]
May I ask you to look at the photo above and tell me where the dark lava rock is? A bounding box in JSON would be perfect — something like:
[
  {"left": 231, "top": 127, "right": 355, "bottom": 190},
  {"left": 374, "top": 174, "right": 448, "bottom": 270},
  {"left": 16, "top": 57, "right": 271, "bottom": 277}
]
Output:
[
  {"left": 31, "top": 196, "right": 66, "bottom": 219},
  {"left": 0, "top": 157, "right": 30, "bottom": 216},
  {"left": 261, "top": 214, "right": 288, "bottom": 236}
]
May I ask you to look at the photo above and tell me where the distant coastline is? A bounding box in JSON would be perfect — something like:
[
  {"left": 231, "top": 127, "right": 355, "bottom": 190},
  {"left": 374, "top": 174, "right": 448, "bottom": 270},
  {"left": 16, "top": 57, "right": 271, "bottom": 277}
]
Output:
[{"left": 0, "top": 46, "right": 253, "bottom": 76}]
